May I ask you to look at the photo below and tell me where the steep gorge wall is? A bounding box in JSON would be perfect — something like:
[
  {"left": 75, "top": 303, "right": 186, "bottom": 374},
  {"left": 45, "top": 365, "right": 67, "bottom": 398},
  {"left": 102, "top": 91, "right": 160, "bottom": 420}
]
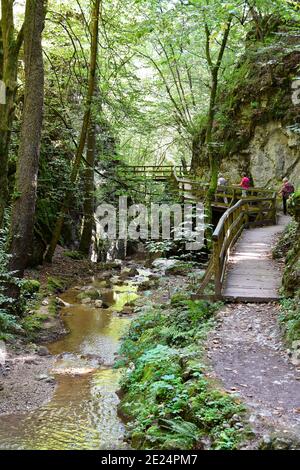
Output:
[{"left": 194, "top": 25, "right": 300, "bottom": 189}]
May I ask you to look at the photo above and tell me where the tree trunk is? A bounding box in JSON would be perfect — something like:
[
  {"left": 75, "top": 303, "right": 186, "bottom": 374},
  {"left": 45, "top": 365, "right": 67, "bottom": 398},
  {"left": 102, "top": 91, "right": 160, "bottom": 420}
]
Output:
[
  {"left": 8, "top": 0, "right": 46, "bottom": 278},
  {"left": 0, "top": 1, "right": 24, "bottom": 227},
  {"left": 206, "top": 75, "right": 219, "bottom": 194},
  {"left": 190, "top": 129, "right": 208, "bottom": 176},
  {"left": 204, "top": 17, "right": 232, "bottom": 226},
  {"left": 79, "top": 121, "right": 96, "bottom": 255},
  {"left": 44, "top": 0, "right": 101, "bottom": 263}
]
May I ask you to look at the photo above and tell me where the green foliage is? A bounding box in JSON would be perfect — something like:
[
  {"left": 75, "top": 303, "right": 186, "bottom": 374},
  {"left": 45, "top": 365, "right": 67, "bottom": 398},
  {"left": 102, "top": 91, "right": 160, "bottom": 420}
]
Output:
[
  {"left": 0, "top": 310, "right": 19, "bottom": 341},
  {"left": 21, "top": 279, "right": 41, "bottom": 298},
  {"left": 279, "top": 297, "right": 300, "bottom": 345},
  {"left": 77, "top": 289, "right": 101, "bottom": 300},
  {"left": 118, "top": 300, "right": 246, "bottom": 450},
  {"left": 145, "top": 241, "right": 174, "bottom": 256},
  {"left": 0, "top": 213, "right": 25, "bottom": 336},
  {"left": 63, "top": 250, "right": 85, "bottom": 260},
  {"left": 170, "top": 293, "right": 190, "bottom": 305},
  {"left": 22, "top": 312, "right": 48, "bottom": 334},
  {"left": 288, "top": 188, "right": 300, "bottom": 220},
  {"left": 273, "top": 221, "right": 298, "bottom": 259}
]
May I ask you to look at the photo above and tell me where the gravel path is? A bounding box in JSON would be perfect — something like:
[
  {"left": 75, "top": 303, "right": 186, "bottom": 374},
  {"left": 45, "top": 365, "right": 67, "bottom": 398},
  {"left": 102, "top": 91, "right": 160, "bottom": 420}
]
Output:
[{"left": 206, "top": 302, "right": 300, "bottom": 447}]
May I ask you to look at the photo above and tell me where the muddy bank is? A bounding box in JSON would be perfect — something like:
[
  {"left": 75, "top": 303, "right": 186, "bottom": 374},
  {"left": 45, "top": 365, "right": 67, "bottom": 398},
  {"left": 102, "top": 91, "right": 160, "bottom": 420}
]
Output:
[{"left": 0, "top": 342, "right": 55, "bottom": 415}]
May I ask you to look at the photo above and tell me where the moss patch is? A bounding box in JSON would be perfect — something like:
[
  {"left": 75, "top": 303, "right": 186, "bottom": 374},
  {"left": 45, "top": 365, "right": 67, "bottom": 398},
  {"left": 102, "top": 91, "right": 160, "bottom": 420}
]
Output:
[
  {"left": 46, "top": 276, "right": 66, "bottom": 293},
  {"left": 22, "top": 312, "right": 48, "bottom": 334}
]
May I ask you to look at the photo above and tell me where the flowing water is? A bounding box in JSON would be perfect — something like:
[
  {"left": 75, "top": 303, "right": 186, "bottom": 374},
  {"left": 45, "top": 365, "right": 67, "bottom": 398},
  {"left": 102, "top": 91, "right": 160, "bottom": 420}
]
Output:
[{"left": 0, "top": 281, "right": 139, "bottom": 450}]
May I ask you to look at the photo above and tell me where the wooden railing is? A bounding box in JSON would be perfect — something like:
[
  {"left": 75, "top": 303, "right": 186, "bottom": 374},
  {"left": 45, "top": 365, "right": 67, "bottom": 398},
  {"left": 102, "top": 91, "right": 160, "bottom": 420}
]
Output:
[
  {"left": 122, "top": 165, "right": 189, "bottom": 179},
  {"left": 213, "top": 185, "right": 276, "bottom": 207},
  {"left": 123, "top": 165, "right": 276, "bottom": 208},
  {"left": 171, "top": 168, "right": 276, "bottom": 206},
  {"left": 196, "top": 195, "right": 277, "bottom": 300}
]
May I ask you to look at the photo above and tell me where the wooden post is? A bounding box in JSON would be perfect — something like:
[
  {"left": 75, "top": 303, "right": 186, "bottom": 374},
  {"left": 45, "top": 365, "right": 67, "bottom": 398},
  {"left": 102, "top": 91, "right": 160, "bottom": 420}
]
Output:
[
  {"left": 244, "top": 203, "right": 249, "bottom": 227},
  {"left": 213, "top": 237, "right": 222, "bottom": 299},
  {"left": 272, "top": 196, "right": 277, "bottom": 225}
]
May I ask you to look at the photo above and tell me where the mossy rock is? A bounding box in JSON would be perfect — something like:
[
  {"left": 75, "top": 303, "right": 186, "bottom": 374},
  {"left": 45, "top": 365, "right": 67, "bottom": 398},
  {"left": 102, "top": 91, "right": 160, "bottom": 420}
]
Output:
[
  {"left": 260, "top": 431, "right": 300, "bottom": 450},
  {"left": 77, "top": 289, "right": 101, "bottom": 300},
  {"left": 47, "top": 276, "right": 65, "bottom": 293}
]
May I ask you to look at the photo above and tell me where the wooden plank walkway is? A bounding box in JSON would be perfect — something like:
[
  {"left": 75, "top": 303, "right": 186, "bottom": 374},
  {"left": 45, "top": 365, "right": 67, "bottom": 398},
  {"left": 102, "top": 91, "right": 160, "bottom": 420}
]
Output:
[{"left": 222, "top": 215, "right": 290, "bottom": 302}]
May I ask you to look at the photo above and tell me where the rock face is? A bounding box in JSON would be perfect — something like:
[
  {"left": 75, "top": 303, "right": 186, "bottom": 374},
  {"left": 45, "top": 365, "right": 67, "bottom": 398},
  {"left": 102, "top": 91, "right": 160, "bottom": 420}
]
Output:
[{"left": 225, "top": 122, "right": 300, "bottom": 188}]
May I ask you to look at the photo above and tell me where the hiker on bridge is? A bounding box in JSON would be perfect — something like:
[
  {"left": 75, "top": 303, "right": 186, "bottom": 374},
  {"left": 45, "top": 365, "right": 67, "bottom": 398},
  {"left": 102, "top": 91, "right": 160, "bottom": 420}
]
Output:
[
  {"left": 280, "top": 177, "right": 295, "bottom": 215},
  {"left": 217, "top": 174, "right": 227, "bottom": 187},
  {"left": 239, "top": 173, "right": 251, "bottom": 197},
  {"left": 217, "top": 174, "right": 228, "bottom": 204}
]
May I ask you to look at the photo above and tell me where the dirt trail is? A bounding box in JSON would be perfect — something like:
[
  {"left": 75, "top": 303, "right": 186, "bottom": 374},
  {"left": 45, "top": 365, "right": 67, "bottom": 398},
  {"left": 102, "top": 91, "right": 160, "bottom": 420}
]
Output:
[{"left": 206, "top": 302, "right": 300, "bottom": 446}]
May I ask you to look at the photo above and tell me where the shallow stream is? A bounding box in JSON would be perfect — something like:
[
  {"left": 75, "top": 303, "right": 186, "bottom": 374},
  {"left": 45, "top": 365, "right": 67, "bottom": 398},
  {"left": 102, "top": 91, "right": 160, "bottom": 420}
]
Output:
[{"left": 0, "top": 281, "right": 138, "bottom": 450}]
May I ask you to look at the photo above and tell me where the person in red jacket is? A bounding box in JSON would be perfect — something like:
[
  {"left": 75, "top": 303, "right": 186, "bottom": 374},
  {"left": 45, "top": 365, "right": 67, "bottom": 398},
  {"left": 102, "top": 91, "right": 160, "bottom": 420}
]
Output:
[
  {"left": 280, "top": 177, "right": 295, "bottom": 215},
  {"left": 239, "top": 174, "right": 251, "bottom": 197}
]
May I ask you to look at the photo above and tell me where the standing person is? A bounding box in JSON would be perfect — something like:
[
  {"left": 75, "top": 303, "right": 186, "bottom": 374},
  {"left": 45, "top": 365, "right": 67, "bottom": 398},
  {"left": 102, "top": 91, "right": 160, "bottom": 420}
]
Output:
[
  {"left": 217, "top": 174, "right": 228, "bottom": 204},
  {"left": 217, "top": 173, "right": 227, "bottom": 187},
  {"left": 280, "top": 177, "right": 295, "bottom": 215},
  {"left": 239, "top": 173, "right": 251, "bottom": 197}
]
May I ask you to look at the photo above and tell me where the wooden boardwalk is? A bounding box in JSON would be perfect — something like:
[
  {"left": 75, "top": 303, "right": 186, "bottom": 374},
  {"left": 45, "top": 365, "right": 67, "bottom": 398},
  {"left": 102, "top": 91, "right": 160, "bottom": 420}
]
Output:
[{"left": 222, "top": 215, "right": 290, "bottom": 302}]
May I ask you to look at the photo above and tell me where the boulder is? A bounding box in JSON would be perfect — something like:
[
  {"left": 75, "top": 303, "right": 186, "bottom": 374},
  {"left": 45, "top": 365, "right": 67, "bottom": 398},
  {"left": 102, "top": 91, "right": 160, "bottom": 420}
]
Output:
[
  {"left": 37, "top": 346, "right": 50, "bottom": 357},
  {"left": 290, "top": 340, "right": 300, "bottom": 366},
  {"left": 260, "top": 431, "right": 300, "bottom": 450}
]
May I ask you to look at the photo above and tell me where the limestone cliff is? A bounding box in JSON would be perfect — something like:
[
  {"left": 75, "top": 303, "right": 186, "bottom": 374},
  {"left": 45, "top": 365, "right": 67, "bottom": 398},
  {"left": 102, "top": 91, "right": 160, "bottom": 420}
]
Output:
[
  {"left": 192, "top": 24, "right": 300, "bottom": 189},
  {"left": 224, "top": 121, "right": 300, "bottom": 188}
]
